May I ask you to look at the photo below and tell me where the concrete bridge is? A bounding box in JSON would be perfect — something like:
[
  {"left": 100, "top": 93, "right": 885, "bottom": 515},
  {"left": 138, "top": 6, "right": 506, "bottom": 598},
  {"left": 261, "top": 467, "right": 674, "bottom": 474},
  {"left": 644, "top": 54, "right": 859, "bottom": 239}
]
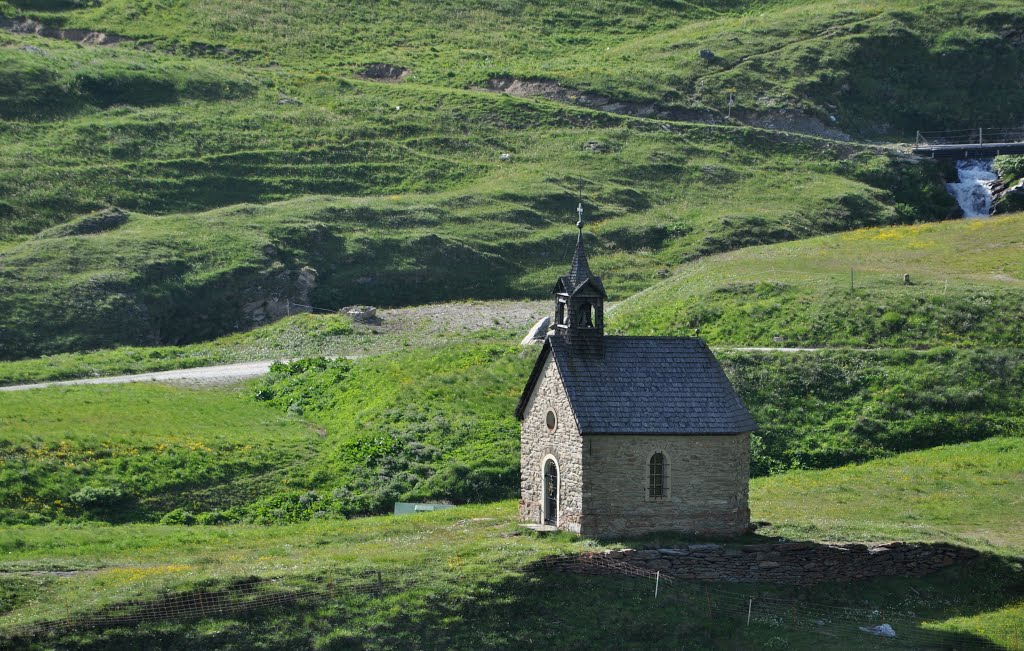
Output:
[{"left": 912, "top": 127, "right": 1024, "bottom": 159}]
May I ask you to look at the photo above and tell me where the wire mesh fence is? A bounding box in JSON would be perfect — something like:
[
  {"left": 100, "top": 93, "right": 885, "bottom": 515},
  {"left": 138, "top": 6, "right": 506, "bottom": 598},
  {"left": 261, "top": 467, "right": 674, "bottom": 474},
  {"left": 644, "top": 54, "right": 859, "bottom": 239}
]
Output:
[
  {"left": 2, "top": 556, "right": 1012, "bottom": 648},
  {"left": 1, "top": 570, "right": 420, "bottom": 641},
  {"left": 538, "top": 553, "right": 1009, "bottom": 650}
]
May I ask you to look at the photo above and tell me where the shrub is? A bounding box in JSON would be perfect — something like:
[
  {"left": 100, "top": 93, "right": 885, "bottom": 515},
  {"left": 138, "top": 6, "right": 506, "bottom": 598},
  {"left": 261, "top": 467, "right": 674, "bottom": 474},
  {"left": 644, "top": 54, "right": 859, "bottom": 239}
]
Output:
[
  {"left": 160, "top": 508, "right": 197, "bottom": 525},
  {"left": 69, "top": 485, "right": 126, "bottom": 510}
]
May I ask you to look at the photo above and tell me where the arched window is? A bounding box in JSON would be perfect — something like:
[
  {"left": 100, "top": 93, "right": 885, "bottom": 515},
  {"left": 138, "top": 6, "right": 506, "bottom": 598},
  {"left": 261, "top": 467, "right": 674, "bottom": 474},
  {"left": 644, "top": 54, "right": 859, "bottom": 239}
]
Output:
[
  {"left": 648, "top": 452, "right": 669, "bottom": 500},
  {"left": 578, "top": 302, "right": 594, "bottom": 327}
]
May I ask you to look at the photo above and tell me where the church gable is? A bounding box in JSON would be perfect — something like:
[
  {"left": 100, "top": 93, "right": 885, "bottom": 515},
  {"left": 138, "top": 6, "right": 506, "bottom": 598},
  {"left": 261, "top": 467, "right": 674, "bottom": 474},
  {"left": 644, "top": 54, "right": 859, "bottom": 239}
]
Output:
[
  {"left": 515, "top": 341, "right": 564, "bottom": 422},
  {"left": 520, "top": 350, "right": 577, "bottom": 434},
  {"left": 518, "top": 349, "right": 585, "bottom": 532}
]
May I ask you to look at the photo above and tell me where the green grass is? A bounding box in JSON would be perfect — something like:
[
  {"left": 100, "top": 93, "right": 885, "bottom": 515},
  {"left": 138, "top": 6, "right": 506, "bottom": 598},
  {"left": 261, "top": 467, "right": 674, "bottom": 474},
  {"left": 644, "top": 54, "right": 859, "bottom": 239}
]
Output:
[
  {"left": 0, "top": 383, "right": 322, "bottom": 524},
  {"left": 0, "top": 108, "right": 950, "bottom": 358},
  {"left": 0, "top": 7, "right": 967, "bottom": 359},
  {"left": 2, "top": 1, "right": 1024, "bottom": 646},
  {"left": 611, "top": 213, "right": 1024, "bottom": 347},
  {"left": 723, "top": 347, "right": 1024, "bottom": 475},
  {"left": 1, "top": 438, "right": 1022, "bottom": 648},
  {"left": 754, "top": 436, "right": 1024, "bottom": 554},
  {"left": 11, "top": 0, "right": 1023, "bottom": 137}
]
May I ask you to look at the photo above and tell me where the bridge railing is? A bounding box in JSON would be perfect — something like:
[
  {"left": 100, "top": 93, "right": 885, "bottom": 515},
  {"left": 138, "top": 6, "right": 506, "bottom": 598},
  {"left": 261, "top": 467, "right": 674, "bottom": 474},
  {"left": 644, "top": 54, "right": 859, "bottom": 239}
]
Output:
[{"left": 915, "top": 127, "right": 1024, "bottom": 146}]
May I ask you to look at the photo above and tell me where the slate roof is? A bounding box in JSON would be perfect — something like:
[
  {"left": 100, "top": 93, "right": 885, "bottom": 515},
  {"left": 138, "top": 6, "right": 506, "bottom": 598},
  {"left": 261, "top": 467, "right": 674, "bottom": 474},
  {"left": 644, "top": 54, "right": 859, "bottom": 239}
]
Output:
[
  {"left": 515, "top": 336, "right": 756, "bottom": 435},
  {"left": 567, "top": 231, "right": 594, "bottom": 288},
  {"left": 554, "top": 232, "right": 607, "bottom": 297}
]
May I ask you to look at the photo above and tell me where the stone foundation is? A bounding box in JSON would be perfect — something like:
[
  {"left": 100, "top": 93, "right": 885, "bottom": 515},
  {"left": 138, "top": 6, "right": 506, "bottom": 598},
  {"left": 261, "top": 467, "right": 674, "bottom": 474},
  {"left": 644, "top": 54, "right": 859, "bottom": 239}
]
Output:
[{"left": 535, "top": 541, "right": 977, "bottom": 585}]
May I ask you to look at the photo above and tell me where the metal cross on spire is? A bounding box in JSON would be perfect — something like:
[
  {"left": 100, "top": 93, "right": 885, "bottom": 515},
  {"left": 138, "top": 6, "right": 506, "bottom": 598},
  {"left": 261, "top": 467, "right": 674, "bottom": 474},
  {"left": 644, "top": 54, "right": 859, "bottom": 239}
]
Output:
[{"left": 576, "top": 178, "right": 585, "bottom": 231}]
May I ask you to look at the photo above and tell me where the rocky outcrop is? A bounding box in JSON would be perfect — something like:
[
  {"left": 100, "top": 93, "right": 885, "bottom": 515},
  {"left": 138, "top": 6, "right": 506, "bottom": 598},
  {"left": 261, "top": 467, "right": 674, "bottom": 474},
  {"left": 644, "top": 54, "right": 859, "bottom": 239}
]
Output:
[
  {"left": 359, "top": 63, "right": 410, "bottom": 81},
  {"left": 533, "top": 541, "right": 977, "bottom": 585},
  {"left": 240, "top": 266, "right": 318, "bottom": 326},
  {"left": 993, "top": 178, "right": 1024, "bottom": 214}
]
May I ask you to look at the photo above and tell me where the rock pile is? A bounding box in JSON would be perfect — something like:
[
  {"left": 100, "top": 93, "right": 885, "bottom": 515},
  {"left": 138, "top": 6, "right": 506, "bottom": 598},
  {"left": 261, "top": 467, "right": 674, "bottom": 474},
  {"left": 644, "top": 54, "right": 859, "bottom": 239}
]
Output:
[
  {"left": 359, "top": 63, "right": 410, "bottom": 81},
  {"left": 538, "top": 541, "right": 977, "bottom": 585}
]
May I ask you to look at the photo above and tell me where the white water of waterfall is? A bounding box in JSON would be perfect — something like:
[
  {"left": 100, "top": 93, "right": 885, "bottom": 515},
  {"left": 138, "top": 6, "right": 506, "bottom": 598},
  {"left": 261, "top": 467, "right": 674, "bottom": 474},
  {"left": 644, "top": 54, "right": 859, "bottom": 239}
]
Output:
[{"left": 946, "top": 159, "right": 997, "bottom": 218}]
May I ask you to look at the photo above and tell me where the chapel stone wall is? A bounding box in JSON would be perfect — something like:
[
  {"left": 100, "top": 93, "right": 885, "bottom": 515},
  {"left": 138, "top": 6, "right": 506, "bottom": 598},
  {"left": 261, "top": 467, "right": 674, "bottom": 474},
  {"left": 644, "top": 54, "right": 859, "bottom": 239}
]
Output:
[
  {"left": 580, "top": 433, "right": 750, "bottom": 537},
  {"left": 519, "top": 355, "right": 584, "bottom": 532}
]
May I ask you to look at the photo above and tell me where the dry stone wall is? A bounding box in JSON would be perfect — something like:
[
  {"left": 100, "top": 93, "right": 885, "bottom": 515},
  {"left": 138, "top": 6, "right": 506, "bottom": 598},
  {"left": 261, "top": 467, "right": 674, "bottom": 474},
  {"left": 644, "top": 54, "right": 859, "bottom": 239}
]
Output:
[{"left": 539, "top": 542, "right": 977, "bottom": 585}]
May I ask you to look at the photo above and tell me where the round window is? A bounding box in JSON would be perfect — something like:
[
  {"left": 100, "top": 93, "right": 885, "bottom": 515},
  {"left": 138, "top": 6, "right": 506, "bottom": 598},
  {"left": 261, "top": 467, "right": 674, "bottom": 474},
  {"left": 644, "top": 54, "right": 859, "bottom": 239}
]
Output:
[{"left": 545, "top": 410, "right": 557, "bottom": 430}]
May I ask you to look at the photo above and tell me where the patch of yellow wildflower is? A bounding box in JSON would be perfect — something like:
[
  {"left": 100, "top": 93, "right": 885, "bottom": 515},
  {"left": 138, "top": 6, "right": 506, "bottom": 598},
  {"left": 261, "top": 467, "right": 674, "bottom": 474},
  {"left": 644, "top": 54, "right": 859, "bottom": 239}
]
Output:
[{"left": 184, "top": 439, "right": 213, "bottom": 453}]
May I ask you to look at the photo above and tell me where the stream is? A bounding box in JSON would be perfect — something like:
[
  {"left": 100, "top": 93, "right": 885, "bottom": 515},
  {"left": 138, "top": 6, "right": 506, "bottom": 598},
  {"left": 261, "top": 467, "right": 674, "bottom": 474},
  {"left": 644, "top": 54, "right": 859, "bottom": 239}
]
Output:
[{"left": 946, "top": 159, "right": 997, "bottom": 218}]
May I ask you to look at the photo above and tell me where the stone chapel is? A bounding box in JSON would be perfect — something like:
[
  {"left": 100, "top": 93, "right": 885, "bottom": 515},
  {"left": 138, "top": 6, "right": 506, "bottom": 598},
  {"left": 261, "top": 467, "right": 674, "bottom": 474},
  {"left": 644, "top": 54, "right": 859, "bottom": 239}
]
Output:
[{"left": 515, "top": 205, "right": 756, "bottom": 537}]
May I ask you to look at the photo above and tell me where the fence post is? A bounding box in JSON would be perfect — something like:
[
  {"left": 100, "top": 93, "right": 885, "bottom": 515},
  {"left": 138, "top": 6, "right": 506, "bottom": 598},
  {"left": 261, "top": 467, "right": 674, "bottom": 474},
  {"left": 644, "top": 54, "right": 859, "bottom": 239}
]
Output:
[
  {"left": 979, "top": 127, "right": 983, "bottom": 145},
  {"left": 376, "top": 571, "right": 383, "bottom": 597},
  {"left": 747, "top": 598, "right": 753, "bottom": 626},
  {"left": 654, "top": 571, "right": 660, "bottom": 599}
]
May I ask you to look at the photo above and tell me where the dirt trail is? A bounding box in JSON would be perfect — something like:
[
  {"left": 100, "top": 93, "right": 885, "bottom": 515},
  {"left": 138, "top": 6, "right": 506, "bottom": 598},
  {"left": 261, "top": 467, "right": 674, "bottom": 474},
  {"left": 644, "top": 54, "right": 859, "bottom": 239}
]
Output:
[
  {"left": 0, "top": 361, "right": 286, "bottom": 392},
  {"left": 1, "top": 17, "right": 128, "bottom": 45},
  {"left": 485, "top": 76, "right": 852, "bottom": 142},
  {"left": 0, "top": 301, "right": 551, "bottom": 392}
]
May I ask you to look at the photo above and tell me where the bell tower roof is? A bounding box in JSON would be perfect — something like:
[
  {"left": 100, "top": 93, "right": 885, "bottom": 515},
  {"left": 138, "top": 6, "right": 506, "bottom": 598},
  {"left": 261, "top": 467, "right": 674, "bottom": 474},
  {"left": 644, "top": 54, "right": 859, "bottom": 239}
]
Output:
[
  {"left": 552, "top": 200, "right": 606, "bottom": 344},
  {"left": 555, "top": 202, "right": 607, "bottom": 297}
]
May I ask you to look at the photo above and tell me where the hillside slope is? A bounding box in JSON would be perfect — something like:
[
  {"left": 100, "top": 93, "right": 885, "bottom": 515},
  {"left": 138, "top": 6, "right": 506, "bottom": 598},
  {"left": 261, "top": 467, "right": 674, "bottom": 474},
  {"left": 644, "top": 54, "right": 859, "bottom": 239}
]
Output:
[
  {"left": 6, "top": 0, "right": 1023, "bottom": 138},
  {"left": 611, "top": 213, "right": 1024, "bottom": 347},
  {"left": 0, "top": 102, "right": 950, "bottom": 358},
  {"left": 7, "top": 0, "right": 1011, "bottom": 357}
]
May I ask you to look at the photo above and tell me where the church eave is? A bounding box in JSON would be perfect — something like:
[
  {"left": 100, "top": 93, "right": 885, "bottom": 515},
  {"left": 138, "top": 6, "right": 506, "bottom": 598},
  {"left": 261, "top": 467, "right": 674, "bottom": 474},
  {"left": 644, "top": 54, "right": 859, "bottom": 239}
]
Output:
[
  {"left": 514, "top": 339, "right": 553, "bottom": 421},
  {"left": 513, "top": 339, "right": 582, "bottom": 435}
]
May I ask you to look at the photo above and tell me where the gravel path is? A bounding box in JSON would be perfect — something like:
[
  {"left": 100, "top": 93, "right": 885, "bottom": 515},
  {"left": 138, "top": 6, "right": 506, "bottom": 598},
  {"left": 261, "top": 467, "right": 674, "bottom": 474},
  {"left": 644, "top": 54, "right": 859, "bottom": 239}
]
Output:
[
  {"left": 0, "top": 298, "right": 843, "bottom": 392},
  {"left": 0, "top": 361, "right": 284, "bottom": 392},
  {"left": 0, "top": 300, "right": 553, "bottom": 392},
  {"left": 0, "top": 347, "right": 834, "bottom": 392}
]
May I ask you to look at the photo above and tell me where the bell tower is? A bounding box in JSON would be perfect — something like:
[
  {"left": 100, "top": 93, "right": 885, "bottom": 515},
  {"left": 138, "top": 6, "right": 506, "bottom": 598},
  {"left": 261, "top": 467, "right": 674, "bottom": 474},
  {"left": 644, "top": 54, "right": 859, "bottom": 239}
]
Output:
[{"left": 552, "top": 202, "right": 606, "bottom": 346}]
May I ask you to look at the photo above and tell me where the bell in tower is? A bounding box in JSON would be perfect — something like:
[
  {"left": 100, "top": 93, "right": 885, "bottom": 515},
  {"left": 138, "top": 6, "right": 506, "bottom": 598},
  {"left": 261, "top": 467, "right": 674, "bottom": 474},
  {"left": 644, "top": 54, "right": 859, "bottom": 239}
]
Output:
[{"left": 552, "top": 202, "right": 606, "bottom": 349}]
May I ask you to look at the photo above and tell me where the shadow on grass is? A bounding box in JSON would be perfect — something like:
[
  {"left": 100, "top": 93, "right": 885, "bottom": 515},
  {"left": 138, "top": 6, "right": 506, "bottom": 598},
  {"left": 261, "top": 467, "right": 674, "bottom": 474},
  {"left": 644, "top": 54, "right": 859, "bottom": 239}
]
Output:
[{"left": 5, "top": 547, "right": 1019, "bottom": 650}]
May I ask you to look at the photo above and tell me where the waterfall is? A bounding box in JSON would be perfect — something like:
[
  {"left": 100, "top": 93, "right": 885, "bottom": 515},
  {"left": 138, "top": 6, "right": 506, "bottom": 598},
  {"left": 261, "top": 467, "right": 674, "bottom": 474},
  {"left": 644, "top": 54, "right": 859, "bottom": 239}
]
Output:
[{"left": 946, "top": 159, "right": 997, "bottom": 218}]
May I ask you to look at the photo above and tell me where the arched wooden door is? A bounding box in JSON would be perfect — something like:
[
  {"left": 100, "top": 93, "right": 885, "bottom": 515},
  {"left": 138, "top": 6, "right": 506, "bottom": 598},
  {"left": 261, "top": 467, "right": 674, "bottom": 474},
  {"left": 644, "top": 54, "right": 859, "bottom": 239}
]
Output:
[{"left": 543, "top": 459, "right": 558, "bottom": 526}]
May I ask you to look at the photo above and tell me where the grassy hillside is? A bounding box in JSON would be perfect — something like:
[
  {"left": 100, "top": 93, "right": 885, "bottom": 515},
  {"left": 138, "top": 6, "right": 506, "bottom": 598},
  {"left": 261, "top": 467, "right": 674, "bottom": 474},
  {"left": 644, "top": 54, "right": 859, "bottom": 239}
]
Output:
[
  {"left": 0, "top": 106, "right": 950, "bottom": 358},
  {"left": 0, "top": 300, "right": 545, "bottom": 386},
  {"left": 753, "top": 436, "right": 1024, "bottom": 553},
  {"left": 611, "top": 213, "right": 1024, "bottom": 347},
  {"left": 4, "top": 340, "right": 1021, "bottom": 525},
  {"left": 1, "top": 438, "right": 1022, "bottom": 649},
  {"left": 4, "top": 0, "right": 992, "bottom": 359},
  {"left": 0, "top": 344, "right": 531, "bottom": 524},
  {"left": 3, "top": 2, "right": 1023, "bottom": 648},
  {"left": 0, "top": 383, "right": 322, "bottom": 525},
  {"left": 7, "top": 0, "right": 1023, "bottom": 138}
]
